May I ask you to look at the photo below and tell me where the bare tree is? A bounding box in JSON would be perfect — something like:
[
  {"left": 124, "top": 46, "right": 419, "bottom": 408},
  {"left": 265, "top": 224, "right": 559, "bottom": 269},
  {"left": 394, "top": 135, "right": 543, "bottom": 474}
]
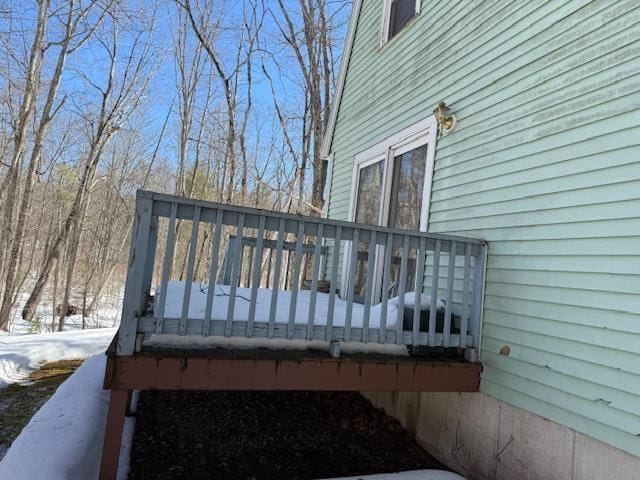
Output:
[
  {"left": 0, "top": 0, "right": 50, "bottom": 329},
  {"left": 0, "top": 0, "right": 111, "bottom": 330},
  {"left": 176, "top": 0, "right": 263, "bottom": 205},
  {"left": 22, "top": 8, "right": 157, "bottom": 324},
  {"left": 269, "top": 0, "right": 342, "bottom": 213}
]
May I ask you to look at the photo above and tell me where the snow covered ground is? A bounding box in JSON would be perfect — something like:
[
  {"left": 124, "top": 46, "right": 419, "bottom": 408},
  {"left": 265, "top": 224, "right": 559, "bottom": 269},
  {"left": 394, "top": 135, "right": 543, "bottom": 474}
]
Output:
[
  {"left": 323, "top": 470, "right": 465, "bottom": 480},
  {"left": 0, "top": 355, "right": 110, "bottom": 480},
  {"left": 1, "top": 288, "right": 122, "bottom": 336},
  {"left": 0, "top": 328, "right": 116, "bottom": 388}
]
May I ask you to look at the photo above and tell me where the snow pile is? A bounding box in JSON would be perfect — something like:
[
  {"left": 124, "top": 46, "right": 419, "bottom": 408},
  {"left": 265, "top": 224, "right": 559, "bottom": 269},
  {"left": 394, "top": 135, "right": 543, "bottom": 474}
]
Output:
[
  {"left": 158, "top": 281, "right": 444, "bottom": 330},
  {"left": 0, "top": 355, "right": 110, "bottom": 480},
  {"left": 0, "top": 328, "right": 116, "bottom": 387},
  {"left": 322, "top": 470, "right": 465, "bottom": 480}
]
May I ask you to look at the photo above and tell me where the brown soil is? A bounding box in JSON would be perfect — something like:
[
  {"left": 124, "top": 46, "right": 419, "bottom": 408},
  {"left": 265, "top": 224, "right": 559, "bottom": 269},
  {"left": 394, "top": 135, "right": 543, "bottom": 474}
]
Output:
[{"left": 129, "top": 390, "right": 444, "bottom": 480}]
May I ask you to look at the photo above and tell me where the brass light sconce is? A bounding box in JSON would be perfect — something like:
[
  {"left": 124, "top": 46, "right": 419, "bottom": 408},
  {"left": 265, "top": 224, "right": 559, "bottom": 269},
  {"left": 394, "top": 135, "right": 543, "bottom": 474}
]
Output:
[{"left": 433, "top": 101, "right": 457, "bottom": 136}]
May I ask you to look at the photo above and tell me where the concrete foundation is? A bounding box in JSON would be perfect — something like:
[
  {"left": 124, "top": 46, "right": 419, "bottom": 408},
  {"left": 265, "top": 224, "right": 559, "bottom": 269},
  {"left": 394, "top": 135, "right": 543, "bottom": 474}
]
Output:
[{"left": 364, "top": 392, "right": 640, "bottom": 480}]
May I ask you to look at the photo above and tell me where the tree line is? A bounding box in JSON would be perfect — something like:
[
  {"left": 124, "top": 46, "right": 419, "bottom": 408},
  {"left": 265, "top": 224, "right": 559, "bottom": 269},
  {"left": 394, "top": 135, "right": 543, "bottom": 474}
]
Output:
[{"left": 0, "top": 0, "right": 350, "bottom": 332}]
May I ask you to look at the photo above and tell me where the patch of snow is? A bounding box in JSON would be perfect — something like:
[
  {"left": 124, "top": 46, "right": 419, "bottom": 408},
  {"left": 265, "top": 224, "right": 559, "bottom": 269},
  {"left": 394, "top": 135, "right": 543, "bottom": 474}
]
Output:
[
  {"left": 321, "top": 470, "right": 465, "bottom": 480},
  {"left": 0, "top": 328, "right": 116, "bottom": 388},
  {"left": 117, "top": 416, "right": 136, "bottom": 480},
  {"left": 402, "top": 291, "right": 445, "bottom": 310},
  {"left": 159, "top": 281, "right": 444, "bottom": 330},
  {"left": 145, "top": 334, "right": 409, "bottom": 356},
  {"left": 0, "top": 355, "right": 110, "bottom": 480}
]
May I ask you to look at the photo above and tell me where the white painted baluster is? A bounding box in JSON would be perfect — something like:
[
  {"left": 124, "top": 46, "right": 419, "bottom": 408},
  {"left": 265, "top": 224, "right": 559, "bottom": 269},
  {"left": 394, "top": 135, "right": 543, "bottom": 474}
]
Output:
[
  {"left": 362, "top": 230, "right": 377, "bottom": 343},
  {"left": 179, "top": 206, "right": 201, "bottom": 336},
  {"left": 156, "top": 202, "right": 177, "bottom": 334},
  {"left": 203, "top": 209, "right": 223, "bottom": 336},
  {"left": 379, "top": 232, "right": 393, "bottom": 344},
  {"left": 226, "top": 213, "right": 245, "bottom": 337},
  {"left": 247, "top": 215, "right": 266, "bottom": 337},
  {"left": 428, "top": 239, "right": 441, "bottom": 347},
  {"left": 459, "top": 242, "right": 472, "bottom": 347},
  {"left": 395, "top": 236, "right": 410, "bottom": 344},
  {"left": 307, "top": 223, "right": 324, "bottom": 340},
  {"left": 344, "top": 228, "right": 360, "bottom": 342},
  {"left": 412, "top": 237, "right": 426, "bottom": 347},
  {"left": 443, "top": 241, "right": 456, "bottom": 348},
  {"left": 326, "top": 226, "right": 342, "bottom": 342},
  {"left": 268, "top": 218, "right": 286, "bottom": 338},
  {"left": 287, "top": 221, "right": 306, "bottom": 339}
]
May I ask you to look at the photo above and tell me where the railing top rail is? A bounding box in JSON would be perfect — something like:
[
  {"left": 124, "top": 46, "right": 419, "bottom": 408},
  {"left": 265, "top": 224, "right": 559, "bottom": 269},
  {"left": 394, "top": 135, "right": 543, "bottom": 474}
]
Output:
[{"left": 137, "top": 190, "right": 487, "bottom": 246}]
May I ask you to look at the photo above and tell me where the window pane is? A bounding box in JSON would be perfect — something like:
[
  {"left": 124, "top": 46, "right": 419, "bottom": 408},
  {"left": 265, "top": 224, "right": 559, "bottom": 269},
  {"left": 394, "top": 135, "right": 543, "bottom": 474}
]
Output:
[
  {"left": 386, "top": 143, "right": 428, "bottom": 298},
  {"left": 389, "top": 144, "right": 428, "bottom": 231},
  {"left": 389, "top": 0, "right": 416, "bottom": 40},
  {"left": 352, "top": 160, "right": 384, "bottom": 302},
  {"left": 355, "top": 161, "right": 384, "bottom": 225}
]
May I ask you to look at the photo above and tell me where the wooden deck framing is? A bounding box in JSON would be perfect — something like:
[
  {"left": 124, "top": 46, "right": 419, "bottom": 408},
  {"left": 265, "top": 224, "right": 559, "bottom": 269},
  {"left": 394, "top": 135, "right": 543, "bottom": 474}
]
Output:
[{"left": 99, "top": 342, "right": 481, "bottom": 480}]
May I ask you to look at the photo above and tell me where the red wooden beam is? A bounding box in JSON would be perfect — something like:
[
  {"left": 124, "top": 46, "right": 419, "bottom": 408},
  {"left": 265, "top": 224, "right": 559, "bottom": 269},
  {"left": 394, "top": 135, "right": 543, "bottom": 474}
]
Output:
[{"left": 103, "top": 352, "right": 481, "bottom": 392}]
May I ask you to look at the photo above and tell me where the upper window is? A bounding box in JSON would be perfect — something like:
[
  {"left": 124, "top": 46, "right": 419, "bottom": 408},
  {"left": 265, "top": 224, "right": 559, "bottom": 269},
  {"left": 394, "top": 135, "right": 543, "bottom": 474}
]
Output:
[{"left": 382, "top": 0, "right": 420, "bottom": 46}]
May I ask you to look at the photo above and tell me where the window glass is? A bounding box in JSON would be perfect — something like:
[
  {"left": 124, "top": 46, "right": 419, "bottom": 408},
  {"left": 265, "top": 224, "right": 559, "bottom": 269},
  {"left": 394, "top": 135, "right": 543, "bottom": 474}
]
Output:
[
  {"left": 352, "top": 160, "right": 384, "bottom": 301},
  {"left": 387, "top": 143, "right": 428, "bottom": 298},
  {"left": 354, "top": 160, "right": 384, "bottom": 225},
  {"left": 388, "top": 0, "right": 416, "bottom": 40},
  {"left": 388, "top": 144, "right": 428, "bottom": 230}
]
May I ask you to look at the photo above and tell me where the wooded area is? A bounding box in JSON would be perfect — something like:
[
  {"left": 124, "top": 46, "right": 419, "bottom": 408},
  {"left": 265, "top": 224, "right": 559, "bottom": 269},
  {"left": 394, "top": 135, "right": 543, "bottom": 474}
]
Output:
[{"left": 0, "top": 0, "right": 350, "bottom": 332}]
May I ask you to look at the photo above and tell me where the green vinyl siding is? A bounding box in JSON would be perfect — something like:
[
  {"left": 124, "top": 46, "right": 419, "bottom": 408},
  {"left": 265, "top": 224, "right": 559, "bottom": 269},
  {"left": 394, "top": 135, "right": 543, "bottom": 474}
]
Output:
[{"left": 327, "top": 0, "right": 640, "bottom": 456}]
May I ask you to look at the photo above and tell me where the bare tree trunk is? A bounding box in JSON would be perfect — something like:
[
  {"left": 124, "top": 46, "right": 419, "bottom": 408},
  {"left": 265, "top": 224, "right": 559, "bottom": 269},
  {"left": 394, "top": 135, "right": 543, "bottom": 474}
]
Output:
[
  {"left": 0, "top": 0, "right": 50, "bottom": 330},
  {"left": 22, "top": 17, "right": 156, "bottom": 321}
]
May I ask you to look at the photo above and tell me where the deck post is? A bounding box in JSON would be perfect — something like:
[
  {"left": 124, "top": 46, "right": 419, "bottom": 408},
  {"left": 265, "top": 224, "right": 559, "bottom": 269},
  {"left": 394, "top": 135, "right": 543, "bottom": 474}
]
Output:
[
  {"left": 118, "top": 191, "right": 155, "bottom": 356},
  {"left": 99, "top": 389, "right": 130, "bottom": 480}
]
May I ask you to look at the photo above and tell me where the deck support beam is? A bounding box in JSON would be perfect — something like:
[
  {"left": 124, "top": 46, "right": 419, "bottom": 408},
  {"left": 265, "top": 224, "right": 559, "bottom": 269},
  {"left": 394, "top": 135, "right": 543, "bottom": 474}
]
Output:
[
  {"left": 99, "top": 389, "right": 130, "bottom": 480},
  {"left": 103, "top": 352, "right": 481, "bottom": 392}
]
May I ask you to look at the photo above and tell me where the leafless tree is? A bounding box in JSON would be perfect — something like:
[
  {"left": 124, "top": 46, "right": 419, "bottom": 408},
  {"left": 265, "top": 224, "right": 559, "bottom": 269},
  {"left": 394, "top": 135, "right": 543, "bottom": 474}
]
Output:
[{"left": 21, "top": 6, "right": 158, "bottom": 325}]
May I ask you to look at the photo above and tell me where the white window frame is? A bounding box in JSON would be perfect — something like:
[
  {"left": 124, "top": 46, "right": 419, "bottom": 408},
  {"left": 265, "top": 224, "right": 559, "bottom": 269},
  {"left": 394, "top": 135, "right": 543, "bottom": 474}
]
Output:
[
  {"left": 380, "top": 0, "right": 422, "bottom": 48},
  {"left": 342, "top": 115, "right": 438, "bottom": 298}
]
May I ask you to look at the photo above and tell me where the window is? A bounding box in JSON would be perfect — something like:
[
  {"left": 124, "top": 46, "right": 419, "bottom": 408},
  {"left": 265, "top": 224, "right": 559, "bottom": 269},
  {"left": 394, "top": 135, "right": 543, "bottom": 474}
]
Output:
[
  {"left": 346, "top": 116, "right": 438, "bottom": 302},
  {"left": 382, "top": 0, "right": 420, "bottom": 45},
  {"left": 352, "top": 159, "right": 385, "bottom": 301}
]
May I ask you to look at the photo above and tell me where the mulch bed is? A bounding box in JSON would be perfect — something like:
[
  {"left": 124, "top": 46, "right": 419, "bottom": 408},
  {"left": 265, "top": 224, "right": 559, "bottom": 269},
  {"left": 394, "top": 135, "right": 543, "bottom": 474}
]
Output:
[{"left": 129, "top": 391, "right": 443, "bottom": 480}]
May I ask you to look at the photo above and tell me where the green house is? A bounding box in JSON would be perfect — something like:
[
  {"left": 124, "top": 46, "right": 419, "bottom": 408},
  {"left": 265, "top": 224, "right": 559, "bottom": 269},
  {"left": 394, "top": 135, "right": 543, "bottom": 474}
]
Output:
[{"left": 322, "top": 0, "right": 640, "bottom": 476}]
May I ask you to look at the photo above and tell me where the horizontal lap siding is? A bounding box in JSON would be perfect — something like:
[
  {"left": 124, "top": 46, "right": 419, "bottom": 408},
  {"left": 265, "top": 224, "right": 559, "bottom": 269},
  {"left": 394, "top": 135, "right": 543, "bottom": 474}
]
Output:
[{"left": 328, "top": 0, "right": 640, "bottom": 456}]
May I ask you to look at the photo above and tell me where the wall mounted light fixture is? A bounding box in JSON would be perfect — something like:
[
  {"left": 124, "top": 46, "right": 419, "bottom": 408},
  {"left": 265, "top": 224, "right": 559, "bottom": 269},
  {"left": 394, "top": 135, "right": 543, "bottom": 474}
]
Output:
[{"left": 433, "top": 101, "right": 457, "bottom": 135}]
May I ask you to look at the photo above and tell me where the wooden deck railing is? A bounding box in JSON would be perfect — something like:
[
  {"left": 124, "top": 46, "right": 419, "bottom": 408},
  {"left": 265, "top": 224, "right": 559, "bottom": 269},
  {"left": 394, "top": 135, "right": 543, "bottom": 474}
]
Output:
[{"left": 117, "top": 191, "right": 487, "bottom": 360}]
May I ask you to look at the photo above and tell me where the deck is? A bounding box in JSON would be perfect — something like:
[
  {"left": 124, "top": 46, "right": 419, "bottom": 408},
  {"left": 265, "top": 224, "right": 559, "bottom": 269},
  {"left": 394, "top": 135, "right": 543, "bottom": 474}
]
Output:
[
  {"left": 104, "top": 339, "right": 481, "bottom": 392},
  {"left": 99, "top": 190, "right": 487, "bottom": 479}
]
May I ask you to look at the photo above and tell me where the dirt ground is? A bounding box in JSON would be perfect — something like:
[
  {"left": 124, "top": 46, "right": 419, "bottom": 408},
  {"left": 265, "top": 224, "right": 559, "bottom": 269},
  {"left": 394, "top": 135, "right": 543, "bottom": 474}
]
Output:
[
  {"left": 0, "top": 359, "right": 82, "bottom": 460},
  {"left": 129, "top": 390, "right": 444, "bottom": 480}
]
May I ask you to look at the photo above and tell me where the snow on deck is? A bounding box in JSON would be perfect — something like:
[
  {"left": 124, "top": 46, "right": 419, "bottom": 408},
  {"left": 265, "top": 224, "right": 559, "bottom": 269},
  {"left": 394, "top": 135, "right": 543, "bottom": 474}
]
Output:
[
  {"left": 0, "top": 328, "right": 116, "bottom": 388},
  {"left": 159, "top": 280, "right": 443, "bottom": 330}
]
